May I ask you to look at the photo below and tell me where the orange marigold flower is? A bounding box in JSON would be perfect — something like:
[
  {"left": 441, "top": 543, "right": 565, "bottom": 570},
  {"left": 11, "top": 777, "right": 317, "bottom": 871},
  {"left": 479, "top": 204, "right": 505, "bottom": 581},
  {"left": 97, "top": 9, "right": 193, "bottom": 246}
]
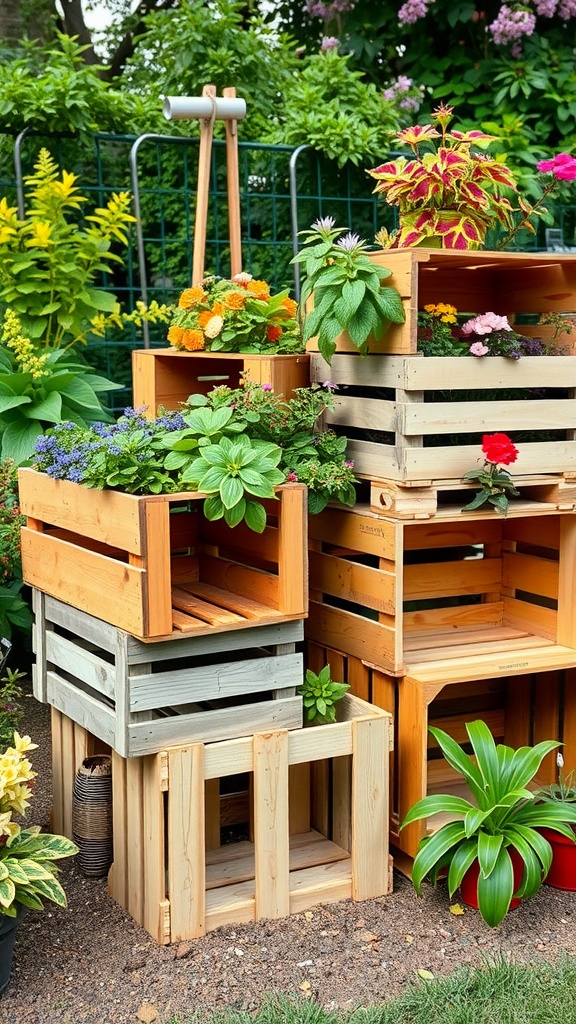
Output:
[
  {"left": 212, "top": 301, "right": 225, "bottom": 315},
  {"left": 223, "top": 291, "right": 246, "bottom": 309},
  {"left": 167, "top": 325, "right": 185, "bottom": 345},
  {"left": 281, "top": 297, "right": 297, "bottom": 317},
  {"left": 198, "top": 310, "right": 213, "bottom": 328},
  {"left": 178, "top": 287, "right": 206, "bottom": 309},
  {"left": 247, "top": 280, "right": 270, "bottom": 300},
  {"left": 181, "top": 329, "right": 205, "bottom": 351},
  {"left": 266, "top": 325, "right": 282, "bottom": 343}
]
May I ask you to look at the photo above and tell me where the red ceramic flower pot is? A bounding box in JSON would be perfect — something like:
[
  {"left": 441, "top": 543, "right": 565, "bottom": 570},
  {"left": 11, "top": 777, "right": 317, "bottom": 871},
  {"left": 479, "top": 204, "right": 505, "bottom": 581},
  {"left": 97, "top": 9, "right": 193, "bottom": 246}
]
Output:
[
  {"left": 541, "top": 827, "right": 576, "bottom": 891},
  {"left": 460, "top": 848, "right": 524, "bottom": 910}
]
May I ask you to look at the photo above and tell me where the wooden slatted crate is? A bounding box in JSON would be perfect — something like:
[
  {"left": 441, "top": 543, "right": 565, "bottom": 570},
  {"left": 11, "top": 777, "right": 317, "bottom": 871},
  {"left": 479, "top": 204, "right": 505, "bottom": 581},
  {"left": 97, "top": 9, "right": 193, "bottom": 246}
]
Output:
[
  {"left": 307, "top": 503, "right": 576, "bottom": 678},
  {"left": 310, "top": 352, "right": 576, "bottom": 483},
  {"left": 33, "top": 592, "right": 304, "bottom": 757},
  {"left": 106, "top": 692, "right": 393, "bottom": 943},
  {"left": 306, "top": 641, "right": 576, "bottom": 861},
  {"left": 19, "top": 469, "right": 307, "bottom": 640},
  {"left": 132, "top": 350, "right": 310, "bottom": 417},
  {"left": 306, "top": 249, "right": 576, "bottom": 357}
]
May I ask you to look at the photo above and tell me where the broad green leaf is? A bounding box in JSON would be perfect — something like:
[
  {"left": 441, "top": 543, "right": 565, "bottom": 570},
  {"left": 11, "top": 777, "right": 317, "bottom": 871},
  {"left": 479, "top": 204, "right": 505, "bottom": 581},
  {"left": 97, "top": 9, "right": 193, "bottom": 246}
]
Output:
[
  {"left": 0, "top": 395, "right": 32, "bottom": 413},
  {"left": 203, "top": 494, "right": 225, "bottom": 521},
  {"left": 223, "top": 497, "right": 246, "bottom": 528},
  {"left": 1, "top": 419, "right": 43, "bottom": 464},
  {"left": 476, "top": 847, "right": 515, "bottom": 927},
  {"left": 447, "top": 838, "right": 478, "bottom": 897},
  {"left": 0, "top": 877, "right": 15, "bottom": 908},
  {"left": 401, "top": 793, "right": 473, "bottom": 828},
  {"left": 244, "top": 500, "right": 267, "bottom": 533},
  {"left": 220, "top": 474, "right": 244, "bottom": 510},
  {"left": 411, "top": 822, "right": 466, "bottom": 895},
  {"left": 21, "top": 392, "right": 63, "bottom": 423},
  {"left": 428, "top": 727, "right": 486, "bottom": 804},
  {"left": 477, "top": 832, "right": 503, "bottom": 879}
]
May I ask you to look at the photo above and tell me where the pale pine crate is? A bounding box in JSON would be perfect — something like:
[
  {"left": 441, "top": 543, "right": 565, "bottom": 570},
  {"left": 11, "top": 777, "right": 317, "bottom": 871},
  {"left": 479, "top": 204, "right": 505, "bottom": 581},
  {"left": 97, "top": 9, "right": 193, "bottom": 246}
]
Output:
[
  {"left": 306, "top": 248, "right": 576, "bottom": 357},
  {"left": 19, "top": 469, "right": 307, "bottom": 640},
  {"left": 107, "top": 692, "right": 393, "bottom": 943},
  {"left": 307, "top": 503, "right": 576, "bottom": 678},
  {"left": 132, "top": 349, "right": 311, "bottom": 417},
  {"left": 34, "top": 592, "right": 304, "bottom": 757}
]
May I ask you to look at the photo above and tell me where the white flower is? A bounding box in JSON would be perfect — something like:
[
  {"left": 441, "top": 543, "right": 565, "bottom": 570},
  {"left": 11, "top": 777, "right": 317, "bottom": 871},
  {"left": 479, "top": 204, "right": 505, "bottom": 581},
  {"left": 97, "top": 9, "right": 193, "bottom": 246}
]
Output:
[{"left": 204, "top": 315, "right": 224, "bottom": 339}]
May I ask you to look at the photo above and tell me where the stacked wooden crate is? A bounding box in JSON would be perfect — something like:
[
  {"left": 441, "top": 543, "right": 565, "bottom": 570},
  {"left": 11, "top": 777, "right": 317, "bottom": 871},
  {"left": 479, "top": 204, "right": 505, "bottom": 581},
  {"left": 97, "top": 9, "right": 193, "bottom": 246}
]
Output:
[
  {"left": 21, "top": 434, "right": 393, "bottom": 935},
  {"left": 307, "top": 247, "right": 576, "bottom": 864}
]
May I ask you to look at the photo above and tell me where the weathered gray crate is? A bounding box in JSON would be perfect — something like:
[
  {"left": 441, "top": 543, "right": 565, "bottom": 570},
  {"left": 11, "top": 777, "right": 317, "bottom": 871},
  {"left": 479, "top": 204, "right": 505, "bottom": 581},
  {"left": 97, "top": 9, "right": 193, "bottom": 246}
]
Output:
[{"left": 33, "top": 592, "right": 304, "bottom": 757}]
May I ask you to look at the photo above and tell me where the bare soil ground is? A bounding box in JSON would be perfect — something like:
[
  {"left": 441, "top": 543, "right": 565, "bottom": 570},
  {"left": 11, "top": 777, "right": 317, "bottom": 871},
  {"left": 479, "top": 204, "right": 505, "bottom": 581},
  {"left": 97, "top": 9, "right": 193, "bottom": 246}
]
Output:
[{"left": 2, "top": 690, "right": 576, "bottom": 1024}]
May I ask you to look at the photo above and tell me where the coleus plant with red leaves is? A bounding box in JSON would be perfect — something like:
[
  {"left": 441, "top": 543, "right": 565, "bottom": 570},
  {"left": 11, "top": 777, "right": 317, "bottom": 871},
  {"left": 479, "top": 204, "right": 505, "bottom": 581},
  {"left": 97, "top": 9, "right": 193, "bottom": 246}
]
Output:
[{"left": 367, "top": 104, "right": 532, "bottom": 250}]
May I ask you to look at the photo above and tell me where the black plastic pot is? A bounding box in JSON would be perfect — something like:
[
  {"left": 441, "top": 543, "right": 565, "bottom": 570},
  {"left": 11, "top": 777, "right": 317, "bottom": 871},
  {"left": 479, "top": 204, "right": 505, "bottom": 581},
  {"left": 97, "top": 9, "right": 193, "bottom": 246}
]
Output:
[{"left": 0, "top": 905, "right": 26, "bottom": 996}]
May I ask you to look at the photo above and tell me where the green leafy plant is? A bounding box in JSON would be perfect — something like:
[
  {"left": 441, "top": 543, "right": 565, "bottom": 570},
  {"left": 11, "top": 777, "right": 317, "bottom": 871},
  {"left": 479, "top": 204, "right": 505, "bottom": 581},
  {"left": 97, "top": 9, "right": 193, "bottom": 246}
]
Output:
[
  {"left": 0, "top": 659, "right": 25, "bottom": 756},
  {"left": 293, "top": 216, "right": 405, "bottom": 363},
  {"left": 0, "top": 311, "right": 122, "bottom": 464},
  {"left": 0, "top": 733, "right": 77, "bottom": 916},
  {"left": 298, "top": 665, "right": 350, "bottom": 725},
  {"left": 0, "top": 148, "right": 168, "bottom": 351},
  {"left": 401, "top": 720, "right": 576, "bottom": 927},
  {"left": 462, "top": 434, "right": 520, "bottom": 515},
  {"left": 536, "top": 752, "right": 576, "bottom": 809},
  {"left": 0, "top": 459, "right": 31, "bottom": 641}
]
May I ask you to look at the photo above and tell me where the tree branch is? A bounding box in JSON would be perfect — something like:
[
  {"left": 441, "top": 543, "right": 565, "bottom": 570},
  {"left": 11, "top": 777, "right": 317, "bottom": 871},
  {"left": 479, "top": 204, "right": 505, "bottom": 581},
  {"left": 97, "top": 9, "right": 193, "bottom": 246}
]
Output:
[{"left": 103, "top": 0, "right": 180, "bottom": 81}]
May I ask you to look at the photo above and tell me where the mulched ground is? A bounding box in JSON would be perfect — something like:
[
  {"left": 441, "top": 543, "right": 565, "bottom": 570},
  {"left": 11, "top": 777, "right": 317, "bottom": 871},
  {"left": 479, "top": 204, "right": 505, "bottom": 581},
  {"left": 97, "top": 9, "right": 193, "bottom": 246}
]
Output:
[{"left": 2, "top": 689, "right": 576, "bottom": 1024}]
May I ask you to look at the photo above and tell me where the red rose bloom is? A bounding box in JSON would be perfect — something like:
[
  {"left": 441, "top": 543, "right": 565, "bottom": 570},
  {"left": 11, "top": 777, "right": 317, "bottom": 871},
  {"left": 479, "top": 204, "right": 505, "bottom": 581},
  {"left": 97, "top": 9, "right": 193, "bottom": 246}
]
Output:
[{"left": 481, "top": 433, "right": 518, "bottom": 466}]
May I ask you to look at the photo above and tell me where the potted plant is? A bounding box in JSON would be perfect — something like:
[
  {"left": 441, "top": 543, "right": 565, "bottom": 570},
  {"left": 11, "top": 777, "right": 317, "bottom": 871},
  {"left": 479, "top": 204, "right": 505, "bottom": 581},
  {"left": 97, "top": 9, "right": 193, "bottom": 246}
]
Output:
[
  {"left": 401, "top": 720, "right": 576, "bottom": 927},
  {"left": 367, "top": 103, "right": 525, "bottom": 250},
  {"left": 536, "top": 753, "right": 576, "bottom": 891},
  {"left": 0, "top": 732, "right": 78, "bottom": 993},
  {"left": 292, "top": 216, "right": 405, "bottom": 363}
]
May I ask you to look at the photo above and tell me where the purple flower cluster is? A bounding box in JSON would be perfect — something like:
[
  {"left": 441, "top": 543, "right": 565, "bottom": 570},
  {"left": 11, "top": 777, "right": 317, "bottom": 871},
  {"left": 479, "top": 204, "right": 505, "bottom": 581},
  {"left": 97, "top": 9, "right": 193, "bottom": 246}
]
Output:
[
  {"left": 559, "top": 0, "right": 576, "bottom": 16},
  {"left": 489, "top": 4, "right": 537, "bottom": 45},
  {"left": 304, "top": 0, "right": 354, "bottom": 17},
  {"left": 398, "top": 0, "right": 431, "bottom": 25},
  {"left": 321, "top": 36, "right": 340, "bottom": 50},
  {"left": 534, "top": 0, "right": 558, "bottom": 13},
  {"left": 383, "top": 75, "right": 424, "bottom": 113}
]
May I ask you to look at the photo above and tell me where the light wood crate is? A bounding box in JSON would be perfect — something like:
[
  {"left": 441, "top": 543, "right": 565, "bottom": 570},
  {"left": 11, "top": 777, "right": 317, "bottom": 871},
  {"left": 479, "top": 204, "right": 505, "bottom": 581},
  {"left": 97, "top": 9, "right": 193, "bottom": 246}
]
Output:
[
  {"left": 310, "top": 352, "right": 576, "bottom": 483},
  {"left": 132, "top": 349, "right": 311, "bottom": 417},
  {"left": 33, "top": 592, "right": 304, "bottom": 757},
  {"left": 306, "top": 641, "right": 576, "bottom": 860},
  {"left": 307, "top": 503, "right": 576, "bottom": 678},
  {"left": 306, "top": 249, "right": 576, "bottom": 357},
  {"left": 106, "top": 692, "right": 393, "bottom": 943},
  {"left": 19, "top": 469, "right": 307, "bottom": 640}
]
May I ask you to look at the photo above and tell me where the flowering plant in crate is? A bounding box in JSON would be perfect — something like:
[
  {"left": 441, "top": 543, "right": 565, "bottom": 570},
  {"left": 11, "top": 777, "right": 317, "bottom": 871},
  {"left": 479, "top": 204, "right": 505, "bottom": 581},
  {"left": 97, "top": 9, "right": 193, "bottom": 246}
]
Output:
[
  {"left": 368, "top": 104, "right": 523, "bottom": 249},
  {"left": 417, "top": 304, "right": 562, "bottom": 358},
  {"left": 0, "top": 732, "right": 78, "bottom": 917},
  {"left": 292, "top": 216, "right": 405, "bottom": 363},
  {"left": 32, "top": 382, "right": 357, "bottom": 531},
  {"left": 462, "top": 433, "right": 520, "bottom": 515},
  {"left": 166, "top": 274, "right": 303, "bottom": 355}
]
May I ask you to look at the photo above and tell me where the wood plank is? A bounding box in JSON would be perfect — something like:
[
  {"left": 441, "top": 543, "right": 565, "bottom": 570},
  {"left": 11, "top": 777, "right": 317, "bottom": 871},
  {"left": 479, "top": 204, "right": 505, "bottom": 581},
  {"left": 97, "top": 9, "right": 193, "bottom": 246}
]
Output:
[
  {"left": 168, "top": 746, "right": 206, "bottom": 939},
  {"left": 197, "top": 555, "right": 279, "bottom": 611},
  {"left": 22, "top": 529, "right": 147, "bottom": 638},
  {"left": 127, "top": 696, "right": 303, "bottom": 757},
  {"left": 533, "top": 672, "right": 562, "bottom": 783},
  {"left": 45, "top": 632, "right": 115, "bottom": 701},
  {"left": 400, "top": 398, "right": 576, "bottom": 435},
  {"left": 143, "top": 500, "right": 173, "bottom": 636},
  {"left": 347, "top": 439, "right": 576, "bottom": 481},
  {"left": 253, "top": 731, "right": 290, "bottom": 919},
  {"left": 502, "top": 551, "right": 558, "bottom": 600},
  {"left": 407, "top": 632, "right": 553, "bottom": 667},
  {"left": 557, "top": 518, "right": 576, "bottom": 648},
  {"left": 126, "top": 757, "right": 145, "bottom": 926},
  {"left": 46, "top": 670, "right": 116, "bottom": 749},
  {"left": 309, "top": 550, "right": 396, "bottom": 616},
  {"left": 308, "top": 508, "right": 397, "bottom": 561},
  {"left": 44, "top": 596, "right": 118, "bottom": 653},
  {"left": 404, "top": 601, "right": 504, "bottom": 633},
  {"left": 109, "top": 751, "right": 128, "bottom": 910},
  {"left": 404, "top": 518, "right": 502, "bottom": 550},
  {"left": 288, "top": 860, "right": 353, "bottom": 914},
  {"left": 51, "top": 708, "right": 64, "bottom": 836},
  {"left": 404, "top": 624, "right": 527, "bottom": 653},
  {"left": 562, "top": 668, "right": 576, "bottom": 773},
  {"left": 61, "top": 714, "right": 75, "bottom": 841},
  {"left": 404, "top": 557, "right": 502, "bottom": 601},
  {"left": 347, "top": 656, "right": 371, "bottom": 702},
  {"left": 142, "top": 754, "right": 167, "bottom": 944},
  {"left": 502, "top": 596, "right": 558, "bottom": 641},
  {"left": 307, "top": 602, "right": 399, "bottom": 674},
  {"left": 289, "top": 763, "right": 311, "bottom": 835},
  {"left": 278, "top": 484, "right": 308, "bottom": 616},
  {"left": 171, "top": 587, "right": 245, "bottom": 625},
  {"left": 127, "top": 618, "right": 303, "bottom": 663},
  {"left": 129, "top": 653, "right": 303, "bottom": 713},
  {"left": 408, "top": 644, "right": 576, "bottom": 688},
  {"left": 18, "top": 468, "right": 144, "bottom": 553},
  {"left": 351, "top": 717, "right": 390, "bottom": 898},
  {"left": 183, "top": 581, "right": 270, "bottom": 619}
]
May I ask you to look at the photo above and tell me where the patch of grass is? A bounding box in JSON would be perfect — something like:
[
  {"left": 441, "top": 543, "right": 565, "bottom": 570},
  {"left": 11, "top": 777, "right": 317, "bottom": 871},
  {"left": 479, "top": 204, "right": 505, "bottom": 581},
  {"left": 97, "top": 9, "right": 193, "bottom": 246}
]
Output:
[{"left": 162, "top": 955, "right": 576, "bottom": 1024}]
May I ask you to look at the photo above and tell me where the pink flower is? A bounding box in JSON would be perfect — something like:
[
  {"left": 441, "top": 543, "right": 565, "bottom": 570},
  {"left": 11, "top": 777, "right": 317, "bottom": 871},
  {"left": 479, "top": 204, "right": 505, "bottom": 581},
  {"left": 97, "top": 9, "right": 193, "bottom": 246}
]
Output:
[
  {"left": 469, "top": 341, "right": 490, "bottom": 357},
  {"left": 537, "top": 152, "right": 576, "bottom": 181},
  {"left": 286, "top": 471, "right": 298, "bottom": 482},
  {"left": 260, "top": 383, "right": 273, "bottom": 392},
  {"left": 461, "top": 312, "right": 512, "bottom": 335}
]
